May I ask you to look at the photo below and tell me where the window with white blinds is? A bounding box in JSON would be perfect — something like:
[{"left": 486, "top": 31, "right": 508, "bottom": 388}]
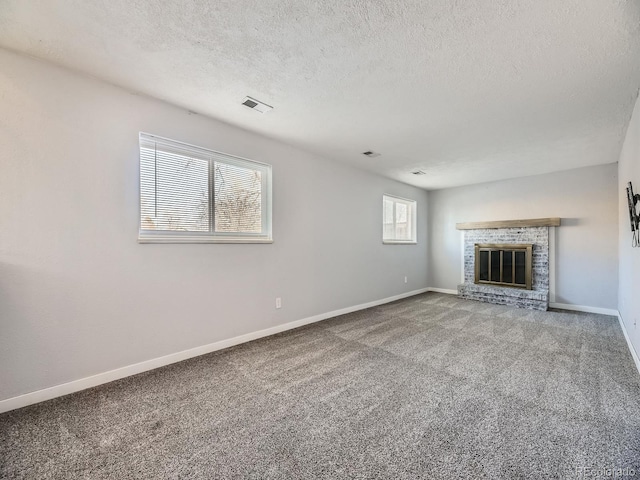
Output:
[
  {"left": 139, "top": 133, "right": 272, "bottom": 243},
  {"left": 383, "top": 194, "right": 417, "bottom": 244}
]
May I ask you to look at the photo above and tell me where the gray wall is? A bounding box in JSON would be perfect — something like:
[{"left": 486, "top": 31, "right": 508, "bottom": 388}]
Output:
[
  {"left": 618, "top": 93, "right": 640, "bottom": 358},
  {"left": 0, "top": 49, "right": 428, "bottom": 402},
  {"left": 428, "top": 164, "right": 618, "bottom": 309}
]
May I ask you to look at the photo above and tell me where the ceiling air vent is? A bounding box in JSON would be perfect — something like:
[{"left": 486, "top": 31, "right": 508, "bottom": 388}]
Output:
[
  {"left": 412, "top": 170, "right": 426, "bottom": 175},
  {"left": 362, "top": 151, "right": 380, "bottom": 158},
  {"left": 242, "top": 96, "right": 273, "bottom": 113}
]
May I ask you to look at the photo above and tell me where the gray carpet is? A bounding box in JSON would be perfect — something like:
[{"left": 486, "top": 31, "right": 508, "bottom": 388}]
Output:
[{"left": 2, "top": 292, "right": 640, "bottom": 479}]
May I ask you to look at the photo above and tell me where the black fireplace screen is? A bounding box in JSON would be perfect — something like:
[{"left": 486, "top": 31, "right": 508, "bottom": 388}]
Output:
[{"left": 474, "top": 244, "right": 533, "bottom": 290}]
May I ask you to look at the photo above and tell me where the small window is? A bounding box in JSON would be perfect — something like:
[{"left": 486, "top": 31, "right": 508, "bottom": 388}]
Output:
[
  {"left": 139, "top": 133, "right": 272, "bottom": 243},
  {"left": 383, "top": 194, "right": 417, "bottom": 244}
]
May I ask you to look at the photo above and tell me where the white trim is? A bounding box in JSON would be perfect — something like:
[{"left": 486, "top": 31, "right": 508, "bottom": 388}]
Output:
[
  {"left": 417, "top": 290, "right": 619, "bottom": 316},
  {"left": 0, "top": 287, "right": 429, "bottom": 414},
  {"left": 427, "top": 287, "right": 458, "bottom": 295},
  {"left": 548, "top": 302, "right": 618, "bottom": 316},
  {"left": 617, "top": 310, "right": 640, "bottom": 376},
  {"left": 138, "top": 235, "right": 273, "bottom": 244},
  {"left": 382, "top": 194, "right": 417, "bottom": 244},
  {"left": 382, "top": 193, "right": 416, "bottom": 203},
  {"left": 424, "top": 293, "right": 639, "bottom": 377},
  {"left": 460, "top": 231, "right": 465, "bottom": 284},
  {"left": 426, "top": 290, "right": 622, "bottom": 319},
  {"left": 548, "top": 226, "right": 556, "bottom": 303},
  {"left": 139, "top": 132, "right": 273, "bottom": 169}
]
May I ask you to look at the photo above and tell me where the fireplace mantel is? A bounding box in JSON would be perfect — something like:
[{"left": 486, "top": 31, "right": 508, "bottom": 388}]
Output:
[{"left": 456, "top": 218, "right": 560, "bottom": 230}]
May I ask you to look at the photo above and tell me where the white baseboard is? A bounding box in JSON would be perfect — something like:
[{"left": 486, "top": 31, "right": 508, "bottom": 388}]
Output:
[
  {"left": 549, "top": 302, "right": 618, "bottom": 316},
  {"left": 617, "top": 311, "right": 640, "bottom": 376},
  {"left": 0, "top": 287, "right": 430, "bottom": 414},
  {"left": 429, "top": 293, "right": 639, "bottom": 377},
  {"left": 425, "top": 289, "right": 618, "bottom": 316},
  {"left": 427, "top": 287, "right": 458, "bottom": 295},
  {"left": 427, "top": 291, "right": 623, "bottom": 318}
]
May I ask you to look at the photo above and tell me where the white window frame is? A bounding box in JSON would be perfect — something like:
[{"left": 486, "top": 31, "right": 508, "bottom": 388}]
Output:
[
  {"left": 138, "top": 133, "right": 272, "bottom": 244},
  {"left": 382, "top": 194, "right": 417, "bottom": 244}
]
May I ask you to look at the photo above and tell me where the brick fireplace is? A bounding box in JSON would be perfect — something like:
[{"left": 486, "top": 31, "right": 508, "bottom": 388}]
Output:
[{"left": 456, "top": 218, "right": 560, "bottom": 311}]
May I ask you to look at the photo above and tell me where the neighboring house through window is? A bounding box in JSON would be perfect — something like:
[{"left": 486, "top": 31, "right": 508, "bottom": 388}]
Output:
[{"left": 139, "top": 133, "right": 272, "bottom": 243}]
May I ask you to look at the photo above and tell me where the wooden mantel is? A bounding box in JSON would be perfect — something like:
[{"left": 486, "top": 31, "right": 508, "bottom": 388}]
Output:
[{"left": 455, "top": 218, "right": 561, "bottom": 230}]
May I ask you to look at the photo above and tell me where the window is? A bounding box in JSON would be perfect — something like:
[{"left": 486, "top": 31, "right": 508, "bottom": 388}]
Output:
[
  {"left": 383, "top": 194, "right": 417, "bottom": 244},
  {"left": 139, "top": 133, "right": 272, "bottom": 243}
]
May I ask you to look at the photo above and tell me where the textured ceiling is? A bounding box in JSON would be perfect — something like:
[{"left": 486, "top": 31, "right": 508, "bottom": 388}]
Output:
[{"left": 1, "top": 0, "right": 639, "bottom": 189}]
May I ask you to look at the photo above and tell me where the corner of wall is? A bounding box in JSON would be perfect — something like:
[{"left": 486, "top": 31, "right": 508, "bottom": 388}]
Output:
[{"left": 617, "top": 88, "right": 640, "bottom": 363}]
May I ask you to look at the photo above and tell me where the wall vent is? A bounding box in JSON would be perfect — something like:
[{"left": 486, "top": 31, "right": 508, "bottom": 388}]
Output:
[
  {"left": 362, "top": 151, "right": 380, "bottom": 158},
  {"left": 242, "top": 96, "right": 273, "bottom": 113}
]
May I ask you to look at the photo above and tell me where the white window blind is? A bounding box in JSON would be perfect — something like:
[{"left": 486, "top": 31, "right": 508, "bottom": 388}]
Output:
[
  {"left": 383, "top": 194, "right": 417, "bottom": 244},
  {"left": 139, "top": 133, "right": 272, "bottom": 243}
]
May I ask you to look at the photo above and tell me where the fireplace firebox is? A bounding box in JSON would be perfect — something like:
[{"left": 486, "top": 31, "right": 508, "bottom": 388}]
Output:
[{"left": 474, "top": 244, "right": 532, "bottom": 290}]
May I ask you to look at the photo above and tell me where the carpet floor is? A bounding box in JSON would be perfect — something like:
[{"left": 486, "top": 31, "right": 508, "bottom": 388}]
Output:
[{"left": 1, "top": 292, "right": 640, "bottom": 479}]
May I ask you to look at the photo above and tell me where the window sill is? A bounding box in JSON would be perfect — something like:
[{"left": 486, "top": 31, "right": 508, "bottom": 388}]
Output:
[
  {"left": 382, "top": 240, "right": 418, "bottom": 245},
  {"left": 138, "top": 234, "right": 273, "bottom": 244}
]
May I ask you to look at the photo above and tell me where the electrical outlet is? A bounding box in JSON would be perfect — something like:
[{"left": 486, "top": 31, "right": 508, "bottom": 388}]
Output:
[
  {"left": 404, "top": 276, "right": 408, "bottom": 284},
  {"left": 275, "top": 297, "right": 282, "bottom": 309}
]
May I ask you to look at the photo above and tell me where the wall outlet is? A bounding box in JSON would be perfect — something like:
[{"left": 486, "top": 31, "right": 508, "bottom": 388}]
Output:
[
  {"left": 275, "top": 297, "right": 282, "bottom": 309},
  {"left": 404, "top": 276, "right": 408, "bottom": 284}
]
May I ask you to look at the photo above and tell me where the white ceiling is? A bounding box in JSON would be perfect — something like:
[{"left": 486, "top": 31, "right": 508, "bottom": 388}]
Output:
[{"left": 1, "top": 0, "right": 639, "bottom": 189}]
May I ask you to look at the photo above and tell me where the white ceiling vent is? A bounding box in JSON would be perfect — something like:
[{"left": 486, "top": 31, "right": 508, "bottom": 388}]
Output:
[
  {"left": 362, "top": 151, "right": 380, "bottom": 158},
  {"left": 242, "top": 96, "right": 273, "bottom": 113}
]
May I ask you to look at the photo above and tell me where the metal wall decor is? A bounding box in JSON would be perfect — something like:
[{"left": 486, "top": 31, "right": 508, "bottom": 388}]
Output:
[{"left": 626, "top": 181, "right": 640, "bottom": 247}]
